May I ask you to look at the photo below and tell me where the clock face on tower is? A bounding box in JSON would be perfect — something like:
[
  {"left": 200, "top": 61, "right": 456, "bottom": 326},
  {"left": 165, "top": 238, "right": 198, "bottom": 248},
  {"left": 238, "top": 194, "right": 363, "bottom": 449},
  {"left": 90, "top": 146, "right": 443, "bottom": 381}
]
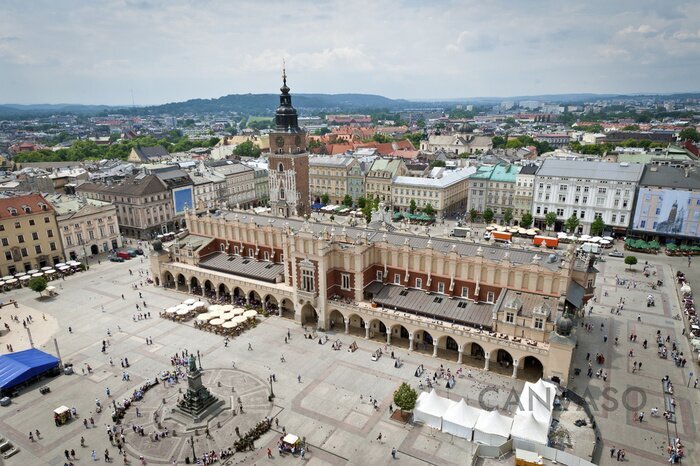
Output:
[
  {"left": 275, "top": 136, "right": 285, "bottom": 148},
  {"left": 295, "top": 135, "right": 301, "bottom": 146}
]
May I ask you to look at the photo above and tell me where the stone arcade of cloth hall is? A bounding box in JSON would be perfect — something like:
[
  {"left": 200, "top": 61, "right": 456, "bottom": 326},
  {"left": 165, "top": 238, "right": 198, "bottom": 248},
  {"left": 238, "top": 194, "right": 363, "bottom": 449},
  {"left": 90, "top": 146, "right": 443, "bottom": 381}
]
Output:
[{"left": 151, "top": 211, "right": 595, "bottom": 385}]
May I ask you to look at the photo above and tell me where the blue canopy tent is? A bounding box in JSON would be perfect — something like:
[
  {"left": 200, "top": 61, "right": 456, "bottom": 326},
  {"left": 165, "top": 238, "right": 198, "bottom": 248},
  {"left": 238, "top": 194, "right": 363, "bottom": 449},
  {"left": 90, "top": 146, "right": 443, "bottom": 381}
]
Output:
[{"left": 0, "top": 349, "right": 59, "bottom": 395}]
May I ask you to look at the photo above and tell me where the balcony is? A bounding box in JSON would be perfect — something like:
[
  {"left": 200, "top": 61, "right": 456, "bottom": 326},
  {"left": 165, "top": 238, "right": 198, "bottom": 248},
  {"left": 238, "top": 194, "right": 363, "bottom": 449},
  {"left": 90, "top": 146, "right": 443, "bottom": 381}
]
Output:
[{"left": 297, "top": 289, "right": 317, "bottom": 307}]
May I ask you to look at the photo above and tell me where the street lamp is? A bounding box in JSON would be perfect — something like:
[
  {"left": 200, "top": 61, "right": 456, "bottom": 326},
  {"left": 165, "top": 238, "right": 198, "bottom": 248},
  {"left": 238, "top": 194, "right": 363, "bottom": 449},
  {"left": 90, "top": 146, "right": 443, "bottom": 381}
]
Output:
[
  {"left": 269, "top": 374, "right": 275, "bottom": 400},
  {"left": 189, "top": 436, "right": 197, "bottom": 463}
]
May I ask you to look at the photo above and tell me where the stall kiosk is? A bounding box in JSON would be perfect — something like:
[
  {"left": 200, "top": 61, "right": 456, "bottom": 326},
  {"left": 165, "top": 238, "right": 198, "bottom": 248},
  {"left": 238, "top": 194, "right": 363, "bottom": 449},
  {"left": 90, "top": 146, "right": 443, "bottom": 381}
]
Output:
[{"left": 53, "top": 405, "right": 72, "bottom": 426}]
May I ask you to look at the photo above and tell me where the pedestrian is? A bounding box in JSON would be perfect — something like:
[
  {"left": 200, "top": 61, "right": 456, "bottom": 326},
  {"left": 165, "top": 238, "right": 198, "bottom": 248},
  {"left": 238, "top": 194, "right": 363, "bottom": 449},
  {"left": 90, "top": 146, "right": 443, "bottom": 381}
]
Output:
[
  {"left": 391, "top": 447, "right": 397, "bottom": 459},
  {"left": 267, "top": 448, "right": 272, "bottom": 458},
  {"left": 288, "top": 329, "right": 291, "bottom": 339},
  {"left": 389, "top": 404, "right": 393, "bottom": 413},
  {"left": 105, "top": 448, "right": 111, "bottom": 462},
  {"left": 65, "top": 450, "right": 70, "bottom": 460},
  {"left": 71, "top": 449, "right": 76, "bottom": 458},
  {"left": 377, "top": 432, "right": 383, "bottom": 442},
  {"left": 638, "top": 362, "right": 642, "bottom": 370},
  {"left": 298, "top": 374, "right": 302, "bottom": 383},
  {"left": 91, "top": 450, "right": 97, "bottom": 461},
  {"left": 248, "top": 342, "right": 252, "bottom": 351},
  {"left": 694, "top": 378, "right": 698, "bottom": 389},
  {"left": 639, "top": 411, "right": 644, "bottom": 422},
  {"left": 28, "top": 432, "right": 34, "bottom": 442},
  {"left": 610, "top": 446, "right": 616, "bottom": 458}
]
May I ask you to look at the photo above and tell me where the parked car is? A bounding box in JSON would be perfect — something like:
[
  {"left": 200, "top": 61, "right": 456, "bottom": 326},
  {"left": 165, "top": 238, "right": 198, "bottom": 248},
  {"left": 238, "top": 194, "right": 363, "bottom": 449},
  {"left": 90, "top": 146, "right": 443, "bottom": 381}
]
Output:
[
  {"left": 109, "top": 255, "right": 125, "bottom": 262},
  {"left": 115, "top": 251, "right": 131, "bottom": 260},
  {"left": 608, "top": 250, "right": 624, "bottom": 258},
  {"left": 125, "top": 249, "right": 138, "bottom": 257},
  {"left": 135, "top": 248, "right": 144, "bottom": 255}
]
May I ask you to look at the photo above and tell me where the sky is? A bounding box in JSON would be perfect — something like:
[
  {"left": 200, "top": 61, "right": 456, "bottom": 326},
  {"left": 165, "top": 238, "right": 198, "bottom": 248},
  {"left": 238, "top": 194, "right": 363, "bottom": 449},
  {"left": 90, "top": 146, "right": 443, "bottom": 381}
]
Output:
[{"left": 0, "top": 0, "right": 699, "bottom": 105}]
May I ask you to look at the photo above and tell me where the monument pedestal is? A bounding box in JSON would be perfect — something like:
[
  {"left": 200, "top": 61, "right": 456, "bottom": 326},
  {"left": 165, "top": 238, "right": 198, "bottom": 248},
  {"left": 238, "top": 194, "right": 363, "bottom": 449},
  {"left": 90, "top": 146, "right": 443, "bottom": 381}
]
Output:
[{"left": 167, "top": 362, "right": 227, "bottom": 430}]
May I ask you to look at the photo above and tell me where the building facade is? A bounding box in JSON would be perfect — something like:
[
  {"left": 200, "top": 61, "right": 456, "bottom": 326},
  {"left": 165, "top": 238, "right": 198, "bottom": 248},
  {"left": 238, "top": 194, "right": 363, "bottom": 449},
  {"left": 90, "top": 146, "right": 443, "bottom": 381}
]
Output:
[
  {"left": 364, "top": 159, "right": 408, "bottom": 206},
  {"left": 513, "top": 165, "right": 537, "bottom": 223},
  {"left": 151, "top": 211, "right": 598, "bottom": 386},
  {"left": 467, "top": 164, "right": 521, "bottom": 221},
  {"left": 78, "top": 175, "right": 179, "bottom": 239},
  {"left": 309, "top": 156, "right": 358, "bottom": 205},
  {"left": 47, "top": 195, "right": 122, "bottom": 259},
  {"left": 391, "top": 167, "right": 475, "bottom": 218},
  {"left": 531, "top": 160, "right": 644, "bottom": 235},
  {"left": 0, "top": 194, "right": 64, "bottom": 276}
]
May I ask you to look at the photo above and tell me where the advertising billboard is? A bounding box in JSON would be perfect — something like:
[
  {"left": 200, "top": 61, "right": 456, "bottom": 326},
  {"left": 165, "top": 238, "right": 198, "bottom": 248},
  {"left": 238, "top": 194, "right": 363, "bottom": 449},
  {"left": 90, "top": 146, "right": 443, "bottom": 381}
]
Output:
[
  {"left": 173, "top": 186, "right": 194, "bottom": 215},
  {"left": 632, "top": 187, "right": 700, "bottom": 238}
]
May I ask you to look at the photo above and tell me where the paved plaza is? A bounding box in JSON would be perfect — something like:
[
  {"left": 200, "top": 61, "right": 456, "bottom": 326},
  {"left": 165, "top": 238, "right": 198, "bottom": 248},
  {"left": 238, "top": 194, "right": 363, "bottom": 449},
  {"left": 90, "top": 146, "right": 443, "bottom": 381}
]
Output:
[{"left": 0, "top": 245, "right": 698, "bottom": 465}]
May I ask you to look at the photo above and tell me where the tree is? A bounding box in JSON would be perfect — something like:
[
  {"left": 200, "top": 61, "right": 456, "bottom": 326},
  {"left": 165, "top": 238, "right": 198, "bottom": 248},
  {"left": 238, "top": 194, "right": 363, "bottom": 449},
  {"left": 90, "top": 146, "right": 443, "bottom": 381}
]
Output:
[
  {"left": 409, "top": 199, "right": 417, "bottom": 214},
  {"left": 321, "top": 193, "right": 330, "bottom": 205},
  {"left": 469, "top": 208, "right": 479, "bottom": 223},
  {"left": 28, "top": 277, "right": 47, "bottom": 295},
  {"left": 307, "top": 139, "right": 322, "bottom": 149},
  {"left": 679, "top": 127, "right": 700, "bottom": 142},
  {"left": 406, "top": 132, "right": 423, "bottom": 149},
  {"left": 491, "top": 136, "right": 506, "bottom": 148},
  {"left": 483, "top": 208, "right": 494, "bottom": 224},
  {"left": 393, "top": 382, "right": 418, "bottom": 416},
  {"left": 362, "top": 204, "right": 373, "bottom": 224},
  {"left": 590, "top": 217, "right": 605, "bottom": 236},
  {"left": 624, "top": 255, "right": 638, "bottom": 270},
  {"left": 565, "top": 214, "right": 580, "bottom": 233},
  {"left": 372, "top": 133, "right": 392, "bottom": 143},
  {"left": 342, "top": 194, "right": 353, "bottom": 207},
  {"left": 233, "top": 140, "right": 261, "bottom": 158},
  {"left": 357, "top": 197, "right": 367, "bottom": 209},
  {"left": 520, "top": 212, "right": 533, "bottom": 228},
  {"left": 429, "top": 160, "right": 446, "bottom": 168},
  {"left": 544, "top": 212, "right": 557, "bottom": 231},
  {"left": 503, "top": 208, "right": 513, "bottom": 226},
  {"left": 423, "top": 203, "right": 435, "bottom": 217}
]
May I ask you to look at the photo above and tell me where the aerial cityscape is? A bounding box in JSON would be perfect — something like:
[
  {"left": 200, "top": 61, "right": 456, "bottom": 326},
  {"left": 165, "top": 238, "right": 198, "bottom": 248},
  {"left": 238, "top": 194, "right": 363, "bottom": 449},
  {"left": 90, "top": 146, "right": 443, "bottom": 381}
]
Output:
[{"left": 0, "top": 1, "right": 699, "bottom": 465}]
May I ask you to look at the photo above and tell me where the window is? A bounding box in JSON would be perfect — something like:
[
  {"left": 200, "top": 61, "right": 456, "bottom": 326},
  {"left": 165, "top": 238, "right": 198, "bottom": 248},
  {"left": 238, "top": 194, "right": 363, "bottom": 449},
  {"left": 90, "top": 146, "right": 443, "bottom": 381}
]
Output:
[
  {"left": 47, "top": 229, "right": 53, "bottom": 238},
  {"left": 263, "top": 251, "right": 270, "bottom": 261},
  {"left": 34, "top": 245, "right": 42, "bottom": 254},
  {"left": 415, "top": 278, "right": 422, "bottom": 289},
  {"left": 248, "top": 248, "right": 254, "bottom": 257},
  {"left": 598, "top": 187, "right": 607, "bottom": 194},
  {"left": 4, "top": 251, "right": 11, "bottom": 261},
  {"left": 341, "top": 273, "right": 350, "bottom": 290},
  {"left": 556, "top": 208, "right": 564, "bottom": 216},
  {"left": 21, "top": 247, "right": 28, "bottom": 257},
  {"left": 587, "top": 278, "right": 594, "bottom": 288},
  {"left": 0, "top": 238, "right": 6, "bottom": 246},
  {"left": 233, "top": 246, "right": 239, "bottom": 254},
  {"left": 0, "top": 225, "right": 3, "bottom": 231},
  {"left": 534, "top": 318, "right": 544, "bottom": 329},
  {"left": 461, "top": 286, "right": 468, "bottom": 297},
  {"left": 66, "top": 235, "right": 73, "bottom": 246},
  {"left": 594, "top": 212, "right": 602, "bottom": 220},
  {"left": 536, "top": 206, "right": 541, "bottom": 214},
  {"left": 50, "top": 242, "right": 57, "bottom": 251},
  {"left": 393, "top": 273, "right": 400, "bottom": 284},
  {"left": 487, "top": 291, "right": 495, "bottom": 303},
  {"left": 29, "top": 219, "right": 35, "bottom": 226},
  {"left": 579, "top": 211, "right": 585, "bottom": 219},
  {"left": 620, "top": 214, "right": 626, "bottom": 223},
  {"left": 17, "top": 234, "right": 24, "bottom": 243},
  {"left": 506, "top": 312, "right": 514, "bottom": 323},
  {"left": 301, "top": 269, "right": 314, "bottom": 292},
  {"left": 611, "top": 214, "right": 617, "bottom": 223},
  {"left": 14, "top": 222, "right": 20, "bottom": 228},
  {"left": 376, "top": 270, "right": 383, "bottom": 281},
  {"left": 437, "top": 282, "right": 445, "bottom": 293}
]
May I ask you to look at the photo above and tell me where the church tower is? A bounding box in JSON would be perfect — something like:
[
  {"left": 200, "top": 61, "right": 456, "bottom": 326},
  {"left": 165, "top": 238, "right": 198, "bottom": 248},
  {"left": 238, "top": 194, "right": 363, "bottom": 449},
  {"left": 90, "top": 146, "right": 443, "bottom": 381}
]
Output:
[{"left": 267, "top": 65, "right": 310, "bottom": 217}]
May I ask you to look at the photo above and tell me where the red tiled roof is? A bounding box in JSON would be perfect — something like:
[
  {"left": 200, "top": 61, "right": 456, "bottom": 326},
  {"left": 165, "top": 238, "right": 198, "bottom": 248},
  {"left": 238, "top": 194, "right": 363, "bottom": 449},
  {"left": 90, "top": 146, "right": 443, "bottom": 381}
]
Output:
[{"left": 0, "top": 194, "right": 53, "bottom": 219}]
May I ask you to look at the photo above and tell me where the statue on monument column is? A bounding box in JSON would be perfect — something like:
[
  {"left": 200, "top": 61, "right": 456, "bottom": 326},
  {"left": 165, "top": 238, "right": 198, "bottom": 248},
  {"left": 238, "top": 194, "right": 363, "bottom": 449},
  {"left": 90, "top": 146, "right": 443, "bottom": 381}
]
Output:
[{"left": 188, "top": 354, "right": 198, "bottom": 373}]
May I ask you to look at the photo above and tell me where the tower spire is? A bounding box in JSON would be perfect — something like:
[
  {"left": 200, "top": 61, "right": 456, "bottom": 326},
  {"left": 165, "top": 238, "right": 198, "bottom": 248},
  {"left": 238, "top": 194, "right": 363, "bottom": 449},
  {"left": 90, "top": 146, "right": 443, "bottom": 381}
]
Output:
[{"left": 282, "top": 59, "right": 287, "bottom": 87}]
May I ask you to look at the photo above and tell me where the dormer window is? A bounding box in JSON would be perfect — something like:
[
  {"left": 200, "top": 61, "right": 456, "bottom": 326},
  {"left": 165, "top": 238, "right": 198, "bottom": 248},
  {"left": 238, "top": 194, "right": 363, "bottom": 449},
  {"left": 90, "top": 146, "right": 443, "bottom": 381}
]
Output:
[
  {"left": 38, "top": 203, "right": 47, "bottom": 211},
  {"left": 22, "top": 205, "right": 31, "bottom": 213},
  {"left": 8, "top": 207, "right": 18, "bottom": 216}
]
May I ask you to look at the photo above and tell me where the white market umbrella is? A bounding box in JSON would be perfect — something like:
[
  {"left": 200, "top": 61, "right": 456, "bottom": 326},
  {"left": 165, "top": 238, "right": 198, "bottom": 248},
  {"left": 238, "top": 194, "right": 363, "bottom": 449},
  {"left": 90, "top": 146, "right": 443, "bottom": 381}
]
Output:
[
  {"left": 232, "top": 308, "right": 245, "bottom": 316},
  {"left": 207, "top": 304, "right": 221, "bottom": 313},
  {"left": 243, "top": 310, "right": 258, "bottom": 318},
  {"left": 5, "top": 278, "right": 17, "bottom": 284},
  {"left": 59, "top": 266, "right": 70, "bottom": 271},
  {"left": 197, "top": 313, "right": 216, "bottom": 322},
  {"left": 222, "top": 321, "right": 237, "bottom": 329},
  {"left": 600, "top": 240, "right": 611, "bottom": 245},
  {"left": 2, "top": 275, "right": 13, "bottom": 281},
  {"left": 231, "top": 315, "right": 247, "bottom": 325},
  {"left": 14, "top": 272, "right": 26, "bottom": 277},
  {"left": 209, "top": 318, "right": 225, "bottom": 326},
  {"left": 44, "top": 269, "right": 56, "bottom": 274},
  {"left": 27, "top": 269, "right": 39, "bottom": 274},
  {"left": 221, "top": 312, "right": 235, "bottom": 321},
  {"left": 19, "top": 275, "right": 31, "bottom": 281},
  {"left": 55, "top": 263, "right": 66, "bottom": 268},
  {"left": 41, "top": 266, "right": 52, "bottom": 271},
  {"left": 183, "top": 298, "right": 196, "bottom": 305},
  {"left": 193, "top": 301, "right": 207, "bottom": 308},
  {"left": 165, "top": 306, "right": 179, "bottom": 314},
  {"left": 221, "top": 304, "right": 234, "bottom": 312},
  {"left": 0, "top": 281, "right": 4, "bottom": 286},
  {"left": 176, "top": 309, "right": 191, "bottom": 316},
  {"left": 31, "top": 273, "right": 43, "bottom": 278},
  {"left": 603, "top": 236, "right": 614, "bottom": 241},
  {"left": 590, "top": 236, "right": 602, "bottom": 243}
]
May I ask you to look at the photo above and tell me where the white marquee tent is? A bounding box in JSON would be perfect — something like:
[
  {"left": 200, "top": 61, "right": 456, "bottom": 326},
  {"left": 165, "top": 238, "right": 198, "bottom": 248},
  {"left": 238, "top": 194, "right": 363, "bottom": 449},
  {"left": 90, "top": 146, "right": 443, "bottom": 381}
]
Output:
[
  {"left": 441, "top": 398, "right": 484, "bottom": 440},
  {"left": 473, "top": 410, "right": 513, "bottom": 446},
  {"left": 511, "top": 412, "right": 549, "bottom": 446},
  {"left": 413, "top": 389, "right": 455, "bottom": 430},
  {"left": 516, "top": 379, "right": 557, "bottom": 425}
]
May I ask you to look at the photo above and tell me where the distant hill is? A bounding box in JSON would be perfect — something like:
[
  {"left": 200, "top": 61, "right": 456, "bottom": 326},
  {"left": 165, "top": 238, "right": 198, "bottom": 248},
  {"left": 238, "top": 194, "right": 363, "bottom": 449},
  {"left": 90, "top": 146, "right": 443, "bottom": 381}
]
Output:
[{"left": 0, "top": 103, "right": 114, "bottom": 118}]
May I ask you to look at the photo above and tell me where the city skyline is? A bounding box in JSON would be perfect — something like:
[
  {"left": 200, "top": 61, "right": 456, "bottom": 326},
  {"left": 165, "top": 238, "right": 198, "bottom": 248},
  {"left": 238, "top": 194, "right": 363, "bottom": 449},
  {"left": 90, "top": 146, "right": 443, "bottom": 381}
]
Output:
[{"left": 1, "top": 0, "right": 699, "bottom": 105}]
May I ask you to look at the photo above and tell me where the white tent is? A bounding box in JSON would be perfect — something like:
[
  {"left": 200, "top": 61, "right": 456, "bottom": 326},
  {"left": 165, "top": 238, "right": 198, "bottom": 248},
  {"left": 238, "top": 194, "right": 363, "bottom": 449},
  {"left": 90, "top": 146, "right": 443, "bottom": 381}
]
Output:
[
  {"left": 516, "top": 379, "right": 556, "bottom": 425},
  {"left": 473, "top": 410, "right": 513, "bottom": 446},
  {"left": 413, "top": 389, "right": 455, "bottom": 430},
  {"left": 511, "top": 412, "right": 549, "bottom": 446},
  {"left": 441, "top": 399, "right": 483, "bottom": 440}
]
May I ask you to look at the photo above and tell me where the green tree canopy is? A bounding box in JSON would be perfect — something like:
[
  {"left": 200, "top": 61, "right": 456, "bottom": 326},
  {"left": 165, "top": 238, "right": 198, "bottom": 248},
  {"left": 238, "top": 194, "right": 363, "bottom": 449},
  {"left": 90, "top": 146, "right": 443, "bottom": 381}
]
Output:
[
  {"left": 503, "top": 208, "right": 513, "bottom": 225},
  {"left": 423, "top": 203, "right": 435, "bottom": 217},
  {"left": 491, "top": 136, "right": 506, "bottom": 148},
  {"left": 233, "top": 140, "right": 261, "bottom": 158},
  {"left": 544, "top": 212, "right": 557, "bottom": 230},
  {"left": 393, "top": 382, "right": 418, "bottom": 415},
  {"left": 28, "top": 277, "right": 47, "bottom": 294},
  {"left": 321, "top": 193, "right": 330, "bottom": 205},
  {"left": 520, "top": 212, "right": 533, "bottom": 228},
  {"left": 342, "top": 194, "right": 353, "bottom": 207},
  {"left": 429, "top": 160, "right": 446, "bottom": 168},
  {"left": 482, "top": 208, "right": 494, "bottom": 224},
  {"left": 409, "top": 199, "right": 417, "bottom": 214},
  {"left": 469, "top": 208, "right": 479, "bottom": 223},
  {"left": 357, "top": 197, "right": 367, "bottom": 209},
  {"left": 406, "top": 132, "right": 423, "bottom": 149},
  {"left": 624, "top": 255, "right": 638, "bottom": 269},
  {"left": 680, "top": 127, "right": 700, "bottom": 142},
  {"left": 590, "top": 217, "right": 606, "bottom": 236},
  {"left": 565, "top": 214, "right": 580, "bottom": 233},
  {"left": 362, "top": 204, "right": 373, "bottom": 224},
  {"left": 372, "top": 133, "right": 392, "bottom": 143}
]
